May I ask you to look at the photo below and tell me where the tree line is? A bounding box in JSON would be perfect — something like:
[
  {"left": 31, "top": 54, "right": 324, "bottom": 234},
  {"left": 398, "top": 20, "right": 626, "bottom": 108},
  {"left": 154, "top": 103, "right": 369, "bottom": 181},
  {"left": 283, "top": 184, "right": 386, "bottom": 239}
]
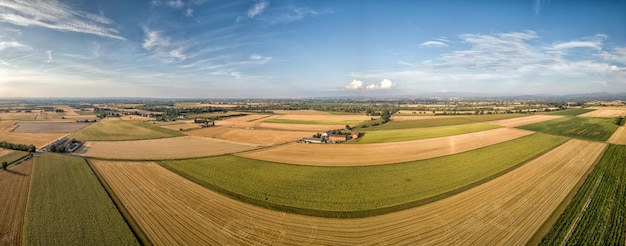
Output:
[{"left": 0, "top": 141, "right": 36, "bottom": 153}]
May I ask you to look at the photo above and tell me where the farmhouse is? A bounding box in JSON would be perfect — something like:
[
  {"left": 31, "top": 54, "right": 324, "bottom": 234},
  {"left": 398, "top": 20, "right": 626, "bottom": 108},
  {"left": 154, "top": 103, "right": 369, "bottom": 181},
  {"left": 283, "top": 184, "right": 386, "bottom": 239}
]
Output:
[
  {"left": 328, "top": 134, "right": 348, "bottom": 143},
  {"left": 351, "top": 131, "right": 360, "bottom": 140}
]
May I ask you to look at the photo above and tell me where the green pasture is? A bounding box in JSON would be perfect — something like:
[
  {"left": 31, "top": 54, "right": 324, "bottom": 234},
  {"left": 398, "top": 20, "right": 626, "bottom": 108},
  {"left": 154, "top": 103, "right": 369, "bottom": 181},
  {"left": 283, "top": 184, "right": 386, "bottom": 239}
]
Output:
[
  {"left": 365, "top": 113, "right": 526, "bottom": 130},
  {"left": 0, "top": 149, "right": 29, "bottom": 166},
  {"left": 541, "top": 144, "right": 625, "bottom": 245},
  {"left": 161, "top": 133, "right": 567, "bottom": 218},
  {"left": 264, "top": 118, "right": 363, "bottom": 125},
  {"left": 24, "top": 154, "right": 138, "bottom": 245},
  {"left": 71, "top": 120, "right": 182, "bottom": 141},
  {"left": 518, "top": 116, "right": 619, "bottom": 141},
  {"left": 354, "top": 122, "right": 500, "bottom": 144},
  {"left": 548, "top": 108, "right": 595, "bottom": 116}
]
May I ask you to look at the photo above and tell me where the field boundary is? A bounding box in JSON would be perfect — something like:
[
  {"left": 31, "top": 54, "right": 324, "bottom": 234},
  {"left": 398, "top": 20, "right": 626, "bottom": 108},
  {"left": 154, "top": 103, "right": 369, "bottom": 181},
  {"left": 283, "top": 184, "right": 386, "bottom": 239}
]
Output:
[
  {"left": 158, "top": 140, "right": 567, "bottom": 218},
  {"left": 87, "top": 159, "right": 152, "bottom": 246},
  {"left": 528, "top": 143, "right": 608, "bottom": 245}
]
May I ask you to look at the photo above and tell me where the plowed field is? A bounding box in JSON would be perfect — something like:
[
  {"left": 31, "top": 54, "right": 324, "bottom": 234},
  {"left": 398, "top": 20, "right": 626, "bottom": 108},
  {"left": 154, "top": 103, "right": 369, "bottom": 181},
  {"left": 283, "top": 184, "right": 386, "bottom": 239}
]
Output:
[
  {"left": 90, "top": 139, "right": 605, "bottom": 245},
  {"left": 0, "top": 159, "right": 32, "bottom": 246},
  {"left": 490, "top": 115, "right": 563, "bottom": 127},
  {"left": 607, "top": 126, "right": 626, "bottom": 145},
  {"left": 239, "top": 128, "right": 534, "bottom": 166},
  {"left": 77, "top": 136, "right": 258, "bottom": 160}
]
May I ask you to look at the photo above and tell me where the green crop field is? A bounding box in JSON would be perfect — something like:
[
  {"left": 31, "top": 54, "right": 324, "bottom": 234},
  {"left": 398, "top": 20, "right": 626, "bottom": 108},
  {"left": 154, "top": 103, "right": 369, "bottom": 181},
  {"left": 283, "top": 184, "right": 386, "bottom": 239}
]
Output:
[
  {"left": 0, "top": 149, "right": 29, "bottom": 165},
  {"left": 541, "top": 145, "right": 625, "bottom": 245},
  {"left": 366, "top": 113, "right": 526, "bottom": 130},
  {"left": 263, "top": 118, "right": 363, "bottom": 125},
  {"left": 517, "top": 116, "right": 619, "bottom": 141},
  {"left": 23, "top": 154, "right": 139, "bottom": 245},
  {"left": 71, "top": 120, "right": 183, "bottom": 141},
  {"left": 161, "top": 133, "right": 567, "bottom": 218},
  {"left": 354, "top": 122, "right": 500, "bottom": 143},
  {"left": 549, "top": 108, "right": 595, "bottom": 116}
]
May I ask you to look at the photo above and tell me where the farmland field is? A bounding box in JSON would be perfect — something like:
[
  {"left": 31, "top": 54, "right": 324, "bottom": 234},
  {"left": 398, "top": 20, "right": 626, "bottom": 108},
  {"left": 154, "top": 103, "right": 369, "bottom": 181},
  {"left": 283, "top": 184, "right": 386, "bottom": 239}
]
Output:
[
  {"left": 607, "top": 126, "right": 626, "bottom": 145},
  {"left": 579, "top": 107, "right": 626, "bottom": 118},
  {"left": 490, "top": 115, "right": 563, "bottom": 127},
  {"left": 354, "top": 122, "right": 500, "bottom": 143},
  {"left": 23, "top": 154, "right": 138, "bottom": 245},
  {"left": 12, "top": 121, "right": 90, "bottom": 133},
  {"left": 77, "top": 136, "right": 258, "bottom": 160},
  {"left": 0, "top": 159, "right": 32, "bottom": 246},
  {"left": 92, "top": 139, "right": 604, "bottom": 245},
  {"left": 549, "top": 108, "right": 595, "bottom": 116},
  {"left": 240, "top": 128, "right": 534, "bottom": 165},
  {"left": 0, "top": 149, "right": 29, "bottom": 165},
  {"left": 0, "top": 120, "right": 66, "bottom": 148},
  {"left": 186, "top": 127, "right": 315, "bottom": 146},
  {"left": 263, "top": 118, "right": 363, "bottom": 125},
  {"left": 163, "top": 133, "right": 567, "bottom": 215},
  {"left": 368, "top": 113, "right": 525, "bottom": 130},
  {"left": 70, "top": 119, "right": 183, "bottom": 141},
  {"left": 517, "top": 116, "right": 619, "bottom": 141},
  {"left": 541, "top": 145, "right": 625, "bottom": 245}
]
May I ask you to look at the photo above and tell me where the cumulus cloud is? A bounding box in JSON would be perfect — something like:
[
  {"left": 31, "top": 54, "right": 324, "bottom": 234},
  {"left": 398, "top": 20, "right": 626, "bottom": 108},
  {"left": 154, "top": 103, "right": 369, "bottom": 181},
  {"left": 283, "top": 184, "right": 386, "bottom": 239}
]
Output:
[
  {"left": 420, "top": 41, "right": 447, "bottom": 48},
  {"left": 0, "top": 0, "right": 124, "bottom": 40},
  {"left": 345, "top": 79, "right": 364, "bottom": 90},
  {"left": 345, "top": 79, "right": 396, "bottom": 90},
  {"left": 248, "top": 1, "right": 268, "bottom": 18}
]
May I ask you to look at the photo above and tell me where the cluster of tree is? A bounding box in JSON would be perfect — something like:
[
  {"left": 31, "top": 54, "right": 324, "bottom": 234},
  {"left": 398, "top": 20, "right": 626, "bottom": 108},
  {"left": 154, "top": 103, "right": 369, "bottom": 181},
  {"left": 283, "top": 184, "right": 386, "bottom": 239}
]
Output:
[
  {"left": 0, "top": 141, "right": 36, "bottom": 152},
  {"left": 616, "top": 116, "right": 626, "bottom": 126},
  {"left": 48, "top": 144, "right": 65, "bottom": 153}
]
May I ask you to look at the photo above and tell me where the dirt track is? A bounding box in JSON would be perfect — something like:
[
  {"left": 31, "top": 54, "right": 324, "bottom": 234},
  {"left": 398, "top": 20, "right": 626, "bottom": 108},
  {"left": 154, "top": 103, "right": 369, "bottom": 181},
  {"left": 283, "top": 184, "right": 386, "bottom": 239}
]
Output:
[
  {"left": 239, "top": 128, "right": 534, "bottom": 166},
  {"left": 77, "top": 136, "right": 259, "bottom": 160},
  {"left": 489, "top": 115, "right": 562, "bottom": 127},
  {"left": 0, "top": 159, "right": 32, "bottom": 246},
  {"left": 91, "top": 139, "right": 605, "bottom": 245}
]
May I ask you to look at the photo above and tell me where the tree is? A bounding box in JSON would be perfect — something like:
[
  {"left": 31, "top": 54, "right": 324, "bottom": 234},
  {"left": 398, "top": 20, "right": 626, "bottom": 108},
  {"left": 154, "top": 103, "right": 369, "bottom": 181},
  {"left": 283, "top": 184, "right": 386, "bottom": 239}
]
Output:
[
  {"left": 28, "top": 145, "right": 36, "bottom": 153},
  {"left": 2, "top": 161, "right": 7, "bottom": 170},
  {"left": 345, "top": 124, "right": 351, "bottom": 130},
  {"left": 49, "top": 144, "right": 57, "bottom": 152}
]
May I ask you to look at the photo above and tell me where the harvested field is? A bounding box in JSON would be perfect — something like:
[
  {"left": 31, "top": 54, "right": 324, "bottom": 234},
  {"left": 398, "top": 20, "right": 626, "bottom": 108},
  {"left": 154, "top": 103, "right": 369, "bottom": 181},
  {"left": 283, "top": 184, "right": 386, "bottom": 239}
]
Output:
[
  {"left": 240, "top": 128, "right": 534, "bottom": 166},
  {"left": 607, "top": 126, "right": 626, "bottom": 145},
  {"left": 267, "top": 114, "right": 371, "bottom": 121},
  {"left": 92, "top": 140, "right": 605, "bottom": 245},
  {"left": 219, "top": 114, "right": 270, "bottom": 127},
  {"left": 12, "top": 121, "right": 90, "bottom": 133},
  {"left": 0, "top": 131, "right": 65, "bottom": 148},
  {"left": 71, "top": 119, "right": 183, "bottom": 141},
  {"left": 258, "top": 122, "right": 346, "bottom": 131},
  {"left": 0, "top": 159, "right": 32, "bottom": 246},
  {"left": 579, "top": 107, "right": 626, "bottom": 118},
  {"left": 490, "top": 115, "right": 563, "bottom": 127},
  {"left": 0, "top": 112, "right": 37, "bottom": 121},
  {"left": 186, "top": 127, "right": 315, "bottom": 146},
  {"left": 355, "top": 122, "right": 500, "bottom": 143},
  {"left": 272, "top": 110, "right": 333, "bottom": 115},
  {"left": 77, "top": 136, "right": 258, "bottom": 160}
]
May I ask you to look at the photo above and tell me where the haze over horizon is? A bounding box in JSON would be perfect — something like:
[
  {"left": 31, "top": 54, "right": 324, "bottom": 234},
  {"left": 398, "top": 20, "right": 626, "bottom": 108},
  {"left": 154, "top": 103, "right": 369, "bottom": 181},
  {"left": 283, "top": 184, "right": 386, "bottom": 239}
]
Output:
[{"left": 1, "top": 0, "right": 625, "bottom": 98}]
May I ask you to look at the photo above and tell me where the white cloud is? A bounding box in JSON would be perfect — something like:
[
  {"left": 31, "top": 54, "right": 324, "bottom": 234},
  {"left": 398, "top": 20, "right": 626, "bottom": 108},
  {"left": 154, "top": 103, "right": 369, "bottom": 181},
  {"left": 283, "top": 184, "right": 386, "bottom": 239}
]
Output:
[
  {"left": 250, "top": 54, "right": 272, "bottom": 64},
  {"left": 0, "top": 0, "right": 124, "bottom": 40},
  {"left": 142, "top": 29, "right": 190, "bottom": 62},
  {"left": 185, "top": 8, "right": 194, "bottom": 17},
  {"left": 420, "top": 41, "right": 447, "bottom": 48},
  {"left": 248, "top": 1, "right": 268, "bottom": 18},
  {"left": 365, "top": 79, "right": 396, "bottom": 90},
  {"left": 46, "top": 50, "right": 53, "bottom": 63},
  {"left": 167, "top": 0, "right": 184, "bottom": 8},
  {"left": 345, "top": 79, "right": 364, "bottom": 90},
  {"left": 0, "top": 40, "right": 31, "bottom": 51}
]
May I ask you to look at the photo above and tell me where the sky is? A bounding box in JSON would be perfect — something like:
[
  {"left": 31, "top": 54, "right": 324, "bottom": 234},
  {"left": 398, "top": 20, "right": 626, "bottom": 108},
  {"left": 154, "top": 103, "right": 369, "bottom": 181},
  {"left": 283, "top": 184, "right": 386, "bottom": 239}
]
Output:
[{"left": 0, "top": 0, "right": 625, "bottom": 98}]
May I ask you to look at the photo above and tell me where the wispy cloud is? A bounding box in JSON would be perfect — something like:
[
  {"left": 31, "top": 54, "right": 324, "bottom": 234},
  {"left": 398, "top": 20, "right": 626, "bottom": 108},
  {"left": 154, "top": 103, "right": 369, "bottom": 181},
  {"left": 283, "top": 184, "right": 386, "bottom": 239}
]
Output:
[
  {"left": 552, "top": 34, "right": 606, "bottom": 51},
  {"left": 46, "top": 50, "right": 53, "bottom": 63},
  {"left": 185, "top": 8, "right": 194, "bottom": 17},
  {"left": 533, "top": 0, "right": 550, "bottom": 15},
  {"left": 0, "top": 40, "right": 31, "bottom": 51},
  {"left": 142, "top": 29, "right": 191, "bottom": 62},
  {"left": 261, "top": 6, "right": 333, "bottom": 24},
  {"left": 250, "top": 54, "right": 272, "bottom": 64},
  {"left": 248, "top": 1, "right": 268, "bottom": 18},
  {"left": 420, "top": 41, "right": 447, "bottom": 48},
  {"left": 0, "top": 0, "right": 124, "bottom": 40},
  {"left": 167, "top": 0, "right": 184, "bottom": 9}
]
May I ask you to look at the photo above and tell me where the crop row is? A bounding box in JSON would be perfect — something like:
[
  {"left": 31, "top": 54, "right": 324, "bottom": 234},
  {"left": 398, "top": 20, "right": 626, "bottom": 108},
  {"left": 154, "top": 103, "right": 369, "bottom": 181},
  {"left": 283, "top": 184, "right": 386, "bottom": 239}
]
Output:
[
  {"left": 518, "top": 116, "right": 619, "bottom": 141},
  {"left": 541, "top": 144, "right": 625, "bottom": 245}
]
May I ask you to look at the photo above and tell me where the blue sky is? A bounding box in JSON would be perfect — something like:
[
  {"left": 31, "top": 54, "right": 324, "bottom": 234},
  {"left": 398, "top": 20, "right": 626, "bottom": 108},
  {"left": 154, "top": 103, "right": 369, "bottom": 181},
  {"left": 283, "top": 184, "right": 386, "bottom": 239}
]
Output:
[{"left": 0, "top": 0, "right": 625, "bottom": 98}]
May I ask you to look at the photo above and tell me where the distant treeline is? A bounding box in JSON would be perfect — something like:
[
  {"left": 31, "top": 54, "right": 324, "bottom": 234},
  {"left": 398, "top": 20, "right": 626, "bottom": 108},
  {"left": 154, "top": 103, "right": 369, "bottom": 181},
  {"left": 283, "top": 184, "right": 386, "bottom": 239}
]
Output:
[{"left": 0, "top": 141, "right": 36, "bottom": 152}]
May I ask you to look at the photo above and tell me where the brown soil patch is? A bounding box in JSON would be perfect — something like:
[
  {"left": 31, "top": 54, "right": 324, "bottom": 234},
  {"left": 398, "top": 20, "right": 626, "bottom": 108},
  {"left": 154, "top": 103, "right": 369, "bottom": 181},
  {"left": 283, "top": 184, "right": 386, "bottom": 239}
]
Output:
[
  {"left": 0, "top": 159, "right": 32, "bottom": 246},
  {"left": 187, "top": 127, "right": 315, "bottom": 146},
  {"left": 490, "top": 115, "right": 562, "bottom": 127},
  {"left": 90, "top": 139, "right": 604, "bottom": 245},
  {"left": 239, "top": 128, "right": 534, "bottom": 166},
  {"left": 76, "top": 136, "right": 259, "bottom": 160},
  {"left": 579, "top": 107, "right": 626, "bottom": 118},
  {"left": 607, "top": 126, "right": 626, "bottom": 145}
]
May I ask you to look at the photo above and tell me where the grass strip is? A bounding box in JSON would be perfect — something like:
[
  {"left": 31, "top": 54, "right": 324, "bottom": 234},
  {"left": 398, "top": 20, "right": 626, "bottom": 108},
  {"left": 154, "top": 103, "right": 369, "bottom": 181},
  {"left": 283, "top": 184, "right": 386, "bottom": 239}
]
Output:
[
  {"left": 23, "top": 154, "right": 139, "bottom": 245},
  {"left": 160, "top": 133, "right": 567, "bottom": 218}
]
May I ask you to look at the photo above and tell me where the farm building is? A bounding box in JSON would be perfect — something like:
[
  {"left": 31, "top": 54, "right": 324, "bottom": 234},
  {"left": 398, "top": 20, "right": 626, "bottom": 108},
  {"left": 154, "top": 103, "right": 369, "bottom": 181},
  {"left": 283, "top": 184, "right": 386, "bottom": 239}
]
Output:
[
  {"left": 300, "top": 138, "right": 324, "bottom": 144},
  {"left": 328, "top": 134, "right": 348, "bottom": 143},
  {"left": 351, "top": 131, "right": 360, "bottom": 140}
]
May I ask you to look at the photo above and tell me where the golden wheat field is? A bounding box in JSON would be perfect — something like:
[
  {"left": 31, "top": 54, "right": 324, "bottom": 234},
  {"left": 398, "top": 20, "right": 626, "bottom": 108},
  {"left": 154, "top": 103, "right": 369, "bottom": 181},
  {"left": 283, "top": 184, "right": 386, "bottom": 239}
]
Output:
[
  {"left": 0, "top": 159, "right": 32, "bottom": 246},
  {"left": 90, "top": 139, "right": 604, "bottom": 245},
  {"left": 579, "top": 107, "right": 626, "bottom": 118},
  {"left": 489, "top": 115, "right": 563, "bottom": 127},
  {"left": 77, "top": 136, "right": 258, "bottom": 160},
  {"left": 607, "top": 126, "right": 626, "bottom": 145},
  {"left": 186, "top": 127, "right": 315, "bottom": 146},
  {"left": 239, "top": 128, "right": 534, "bottom": 166}
]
